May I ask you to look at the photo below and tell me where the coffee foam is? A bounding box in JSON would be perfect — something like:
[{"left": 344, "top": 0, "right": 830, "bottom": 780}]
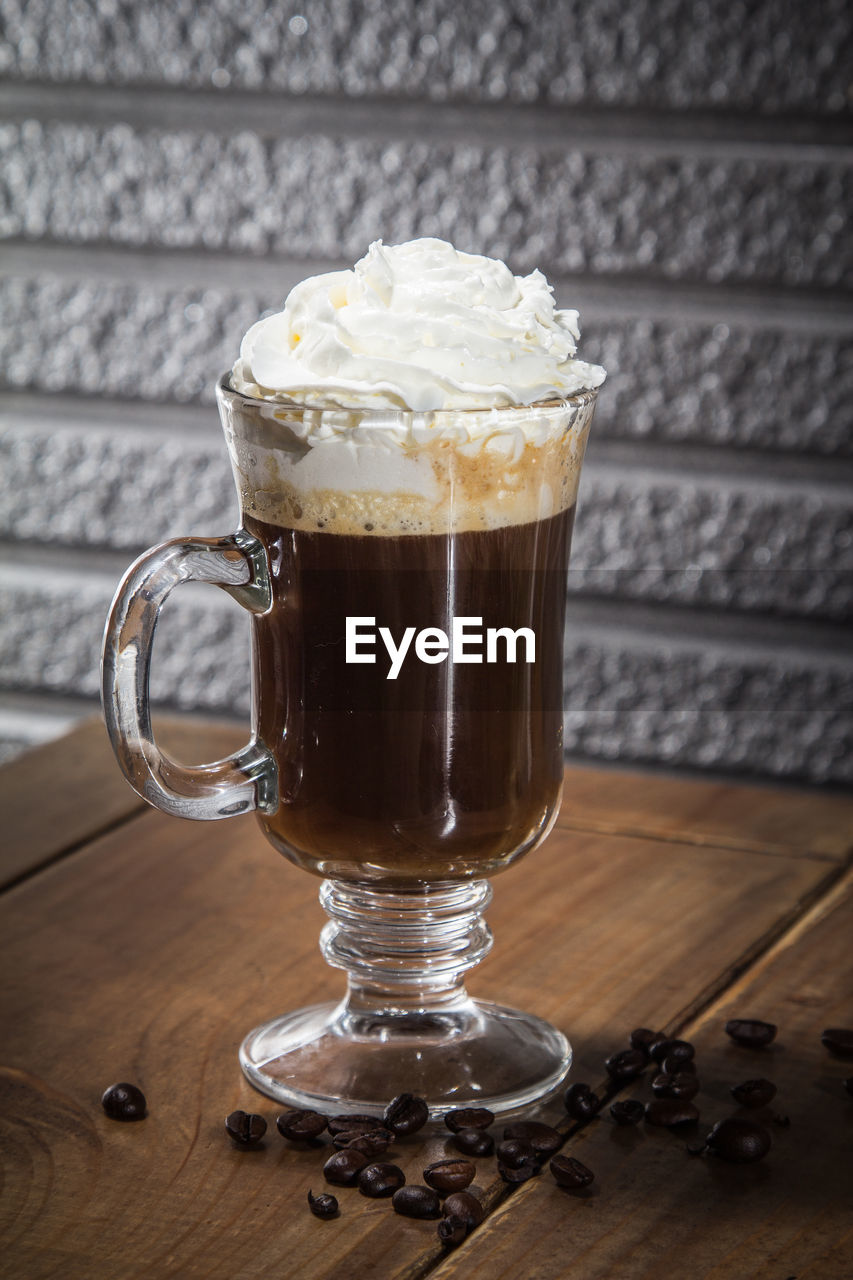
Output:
[{"left": 219, "top": 388, "right": 596, "bottom": 537}]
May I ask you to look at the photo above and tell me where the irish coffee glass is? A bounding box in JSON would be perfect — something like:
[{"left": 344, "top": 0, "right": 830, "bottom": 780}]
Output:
[{"left": 102, "top": 377, "right": 598, "bottom": 1119}]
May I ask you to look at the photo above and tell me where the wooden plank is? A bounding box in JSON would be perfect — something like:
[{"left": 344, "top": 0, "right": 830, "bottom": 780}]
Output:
[
  {"left": 434, "top": 869, "right": 853, "bottom": 1280},
  {"left": 561, "top": 763, "right": 853, "bottom": 860},
  {"left": 0, "top": 799, "right": 843, "bottom": 1279},
  {"left": 0, "top": 715, "right": 244, "bottom": 889}
]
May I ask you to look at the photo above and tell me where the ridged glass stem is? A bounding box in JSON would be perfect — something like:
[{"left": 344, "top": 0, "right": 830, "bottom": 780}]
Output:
[{"left": 319, "top": 879, "right": 494, "bottom": 1017}]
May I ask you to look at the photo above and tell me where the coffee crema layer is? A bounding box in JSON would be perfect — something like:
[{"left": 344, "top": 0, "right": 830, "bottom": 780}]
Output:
[{"left": 218, "top": 381, "right": 596, "bottom": 537}]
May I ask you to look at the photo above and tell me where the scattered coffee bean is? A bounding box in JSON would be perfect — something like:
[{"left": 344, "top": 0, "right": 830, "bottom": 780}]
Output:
[
  {"left": 498, "top": 1159, "right": 539, "bottom": 1183},
  {"left": 564, "top": 1082, "right": 600, "bottom": 1121},
  {"left": 444, "top": 1107, "right": 494, "bottom": 1132},
  {"left": 629, "top": 1027, "right": 662, "bottom": 1054},
  {"left": 384, "top": 1093, "right": 429, "bottom": 1136},
  {"left": 438, "top": 1215, "right": 469, "bottom": 1247},
  {"left": 307, "top": 1190, "right": 338, "bottom": 1219},
  {"left": 821, "top": 1028, "right": 853, "bottom": 1060},
  {"left": 550, "top": 1154, "right": 595, "bottom": 1189},
  {"left": 730, "top": 1078, "right": 777, "bottom": 1109},
  {"left": 323, "top": 1148, "right": 370, "bottom": 1186},
  {"left": 647, "top": 1033, "right": 672, "bottom": 1060},
  {"left": 443, "top": 1191, "right": 485, "bottom": 1229},
  {"left": 423, "top": 1157, "right": 476, "bottom": 1193},
  {"left": 452, "top": 1127, "right": 494, "bottom": 1157},
  {"left": 724, "top": 1019, "right": 777, "bottom": 1049},
  {"left": 276, "top": 1109, "right": 327, "bottom": 1141},
  {"left": 224, "top": 1109, "right": 266, "bottom": 1147},
  {"left": 335, "top": 1129, "right": 394, "bottom": 1156},
  {"left": 650, "top": 1038, "right": 695, "bottom": 1065},
  {"left": 503, "top": 1121, "right": 563, "bottom": 1159},
  {"left": 844, "top": 1076, "right": 853, "bottom": 1097},
  {"left": 705, "top": 1117, "right": 771, "bottom": 1164},
  {"left": 661, "top": 1055, "right": 696, "bottom": 1075},
  {"left": 392, "top": 1185, "right": 441, "bottom": 1219},
  {"left": 651, "top": 1072, "right": 699, "bottom": 1102},
  {"left": 495, "top": 1137, "right": 537, "bottom": 1169},
  {"left": 327, "top": 1113, "right": 382, "bottom": 1136},
  {"left": 358, "top": 1162, "right": 406, "bottom": 1198},
  {"left": 644, "top": 1099, "right": 700, "bottom": 1128},
  {"left": 605, "top": 1048, "right": 647, "bottom": 1083},
  {"left": 610, "top": 1099, "right": 645, "bottom": 1126},
  {"left": 101, "top": 1082, "right": 147, "bottom": 1122}
]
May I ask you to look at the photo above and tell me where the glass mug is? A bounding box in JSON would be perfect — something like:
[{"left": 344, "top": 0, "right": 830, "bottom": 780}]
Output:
[{"left": 102, "top": 375, "right": 598, "bottom": 1118}]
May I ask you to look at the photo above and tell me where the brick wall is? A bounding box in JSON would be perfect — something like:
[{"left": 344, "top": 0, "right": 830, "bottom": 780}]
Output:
[{"left": 1, "top": 0, "right": 851, "bottom": 784}]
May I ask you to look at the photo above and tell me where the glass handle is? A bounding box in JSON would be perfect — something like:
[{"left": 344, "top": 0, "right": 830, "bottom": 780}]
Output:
[{"left": 101, "top": 529, "right": 278, "bottom": 820}]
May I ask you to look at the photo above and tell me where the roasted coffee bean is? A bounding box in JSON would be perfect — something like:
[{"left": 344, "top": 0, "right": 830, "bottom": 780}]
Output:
[
  {"left": 550, "top": 1154, "right": 595, "bottom": 1189},
  {"left": 610, "top": 1099, "right": 645, "bottom": 1126},
  {"left": 323, "top": 1148, "right": 370, "bottom": 1186},
  {"left": 647, "top": 1033, "right": 672, "bottom": 1060},
  {"left": 384, "top": 1093, "right": 429, "bottom": 1136},
  {"left": 444, "top": 1107, "right": 495, "bottom": 1132},
  {"left": 564, "top": 1082, "right": 600, "bottom": 1121},
  {"left": 452, "top": 1127, "right": 494, "bottom": 1157},
  {"left": 661, "top": 1055, "right": 696, "bottom": 1075},
  {"left": 327, "top": 1113, "right": 383, "bottom": 1136},
  {"left": 650, "top": 1038, "right": 695, "bottom": 1065},
  {"left": 358, "top": 1162, "right": 406, "bottom": 1197},
  {"left": 307, "top": 1190, "right": 338, "bottom": 1219},
  {"left": 391, "top": 1185, "right": 442, "bottom": 1218},
  {"left": 443, "top": 1191, "right": 485, "bottom": 1229},
  {"left": 423, "top": 1157, "right": 476, "bottom": 1193},
  {"left": 101, "top": 1082, "right": 147, "bottom": 1121},
  {"left": 730, "top": 1078, "right": 777, "bottom": 1109},
  {"left": 821, "top": 1028, "right": 853, "bottom": 1060},
  {"left": 495, "top": 1137, "right": 537, "bottom": 1169},
  {"left": 629, "top": 1027, "right": 662, "bottom": 1054},
  {"left": 724, "top": 1018, "right": 777, "bottom": 1048},
  {"left": 498, "top": 1160, "right": 538, "bottom": 1183},
  {"left": 503, "top": 1121, "right": 563, "bottom": 1159},
  {"left": 651, "top": 1072, "right": 699, "bottom": 1102},
  {"left": 438, "top": 1215, "right": 469, "bottom": 1247},
  {"left": 705, "top": 1117, "right": 771, "bottom": 1163},
  {"left": 224, "top": 1109, "right": 266, "bottom": 1147},
  {"left": 644, "top": 1099, "right": 700, "bottom": 1128},
  {"left": 335, "top": 1129, "right": 395, "bottom": 1156},
  {"left": 276, "top": 1109, "right": 327, "bottom": 1141},
  {"left": 605, "top": 1048, "right": 647, "bottom": 1082}
]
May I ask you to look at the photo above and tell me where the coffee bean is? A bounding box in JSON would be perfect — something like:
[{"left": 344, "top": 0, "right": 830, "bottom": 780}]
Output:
[
  {"left": 705, "top": 1117, "right": 771, "bottom": 1163},
  {"left": 423, "top": 1158, "right": 476, "bottom": 1193},
  {"left": 438, "top": 1215, "right": 469, "bottom": 1247},
  {"left": 335, "top": 1129, "right": 395, "bottom": 1156},
  {"left": 224, "top": 1109, "right": 266, "bottom": 1147},
  {"left": 276, "top": 1109, "right": 327, "bottom": 1141},
  {"left": 495, "top": 1137, "right": 537, "bottom": 1169},
  {"left": 629, "top": 1027, "right": 662, "bottom": 1054},
  {"left": 443, "top": 1191, "right": 485, "bottom": 1228},
  {"left": 724, "top": 1019, "right": 777, "bottom": 1048},
  {"left": 609, "top": 1100, "right": 645, "bottom": 1126},
  {"left": 444, "top": 1107, "right": 494, "bottom": 1132},
  {"left": 392, "top": 1185, "right": 441, "bottom": 1218},
  {"left": 651, "top": 1072, "right": 699, "bottom": 1101},
  {"left": 821, "top": 1028, "right": 853, "bottom": 1060},
  {"left": 358, "top": 1162, "right": 406, "bottom": 1198},
  {"left": 498, "top": 1160, "right": 539, "bottom": 1183},
  {"left": 564, "top": 1082, "right": 600, "bottom": 1121},
  {"left": 661, "top": 1055, "right": 696, "bottom": 1075},
  {"left": 323, "top": 1148, "right": 370, "bottom": 1186},
  {"left": 452, "top": 1127, "right": 494, "bottom": 1157},
  {"left": 730, "top": 1078, "right": 777, "bottom": 1109},
  {"left": 644, "top": 1099, "right": 700, "bottom": 1128},
  {"left": 650, "top": 1038, "right": 695, "bottom": 1065},
  {"left": 101, "top": 1082, "right": 147, "bottom": 1122},
  {"left": 686, "top": 1141, "right": 708, "bottom": 1156},
  {"left": 605, "top": 1048, "right": 647, "bottom": 1083},
  {"left": 549, "top": 1154, "right": 594, "bottom": 1189},
  {"left": 503, "top": 1121, "right": 563, "bottom": 1159},
  {"left": 307, "top": 1190, "right": 338, "bottom": 1219},
  {"left": 384, "top": 1093, "right": 429, "bottom": 1136},
  {"left": 327, "top": 1113, "right": 382, "bottom": 1136}
]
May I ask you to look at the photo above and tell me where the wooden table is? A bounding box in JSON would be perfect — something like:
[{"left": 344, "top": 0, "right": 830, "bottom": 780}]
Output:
[{"left": 2, "top": 718, "right": 852, "bottom": 1279}]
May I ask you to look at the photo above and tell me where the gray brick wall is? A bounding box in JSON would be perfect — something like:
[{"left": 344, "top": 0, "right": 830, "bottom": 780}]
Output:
[{"left": 0, "top": 0, "right": 851, "bottom": 786}]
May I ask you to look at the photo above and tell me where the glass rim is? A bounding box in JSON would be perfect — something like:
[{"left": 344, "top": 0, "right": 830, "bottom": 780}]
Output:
[{"left": 216, "top": 372, "right": 599, "bottom": 417}]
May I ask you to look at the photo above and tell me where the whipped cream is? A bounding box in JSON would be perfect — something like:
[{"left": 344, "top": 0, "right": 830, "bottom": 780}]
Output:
[{"left": 231, "top": 238, "right": 605, "bottom": 411}]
